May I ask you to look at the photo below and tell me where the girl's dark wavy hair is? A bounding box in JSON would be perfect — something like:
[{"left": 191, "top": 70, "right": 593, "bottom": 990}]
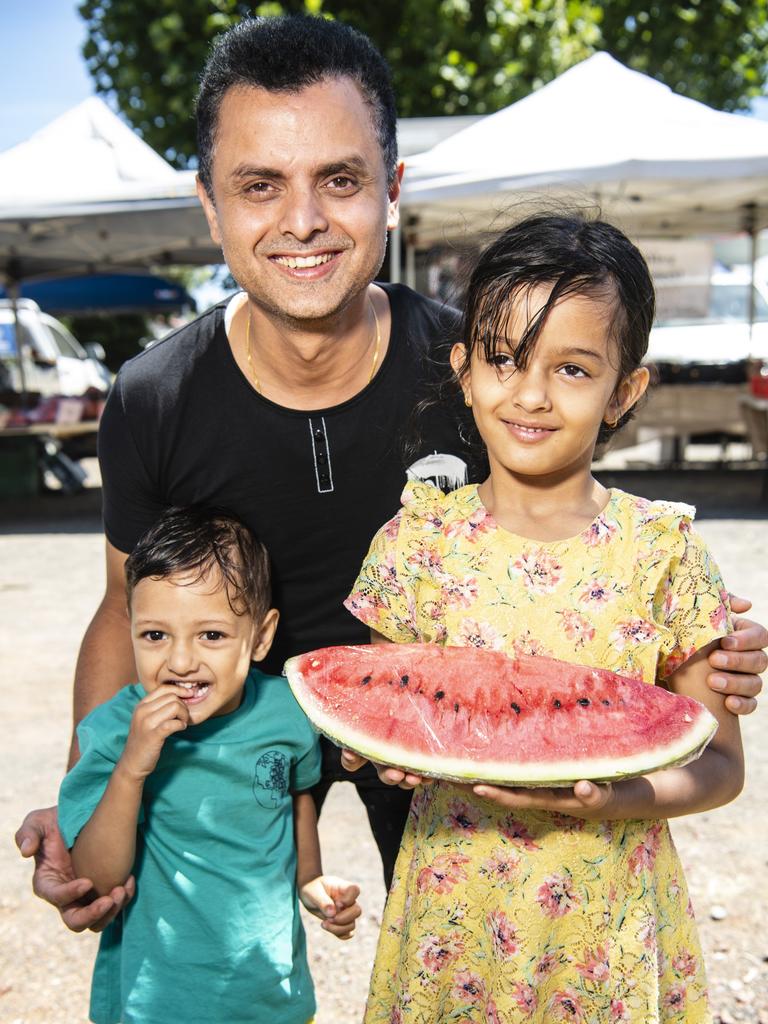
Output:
[
  {"left": 455, "top": 212, "right": 656, "bottom": 447},
  {"left": 125, "top": 506, "right": 271, "bottom": 622}
]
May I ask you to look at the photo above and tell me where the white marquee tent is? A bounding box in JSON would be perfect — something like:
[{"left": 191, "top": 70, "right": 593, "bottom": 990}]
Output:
[
  {"left": 0, "top": 98, "right": 214, "bottom": 283},
  {"left": 400, "top": 52, "right": 768, "bottom": 247}
]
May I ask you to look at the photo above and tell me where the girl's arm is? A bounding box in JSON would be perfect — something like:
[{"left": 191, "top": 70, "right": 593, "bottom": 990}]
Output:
[
  {"left": 294, "top": 793, "right": 361, "bottom": 939},
  {"left": 476, "top": 640, "right": 744, "bottom": 820},
  {"left": 71, "top": 686, "right": 190, "bottom": 894}
]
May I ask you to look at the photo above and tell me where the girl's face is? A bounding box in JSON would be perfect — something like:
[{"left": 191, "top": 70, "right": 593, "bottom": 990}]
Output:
[{"left": 451, "top": 285, "right": 649, "bottom": 483}]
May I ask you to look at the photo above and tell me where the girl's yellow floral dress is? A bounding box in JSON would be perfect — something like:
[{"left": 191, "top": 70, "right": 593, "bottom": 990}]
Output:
[{"left": 345, "top": 482, "right": 731, "bottom": 1024}]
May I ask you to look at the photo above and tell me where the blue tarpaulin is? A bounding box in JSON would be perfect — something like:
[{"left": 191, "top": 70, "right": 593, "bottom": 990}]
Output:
[{"left": 0, "top": 273, "right": 194, "bottom": 315}]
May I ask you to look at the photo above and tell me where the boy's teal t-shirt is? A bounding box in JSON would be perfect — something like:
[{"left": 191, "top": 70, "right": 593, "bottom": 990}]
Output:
[{"left": 58, "top": 668, "right": 321, "bottom": 1024}]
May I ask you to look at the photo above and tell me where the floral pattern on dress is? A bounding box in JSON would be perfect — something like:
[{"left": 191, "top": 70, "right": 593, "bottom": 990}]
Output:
[{"left": 345, "top": 482, "right": 731, "bottom": 1024}]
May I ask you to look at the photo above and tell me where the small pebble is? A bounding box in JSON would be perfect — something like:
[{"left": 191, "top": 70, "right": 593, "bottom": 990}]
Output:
[{"left": 710, "top": 904, "right": 728, "bottom": 920}]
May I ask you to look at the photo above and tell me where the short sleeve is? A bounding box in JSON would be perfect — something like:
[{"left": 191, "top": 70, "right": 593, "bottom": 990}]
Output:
[
  {"left": 58, "top": 691, "right": 140, "bottom": 849},
  {"left": 59, "top": 727, "right": 121, "bottom": 850},
  {"left": 344, "top": 482, "right": 447, "bottom": 643},
  {"left": 99, "top": 373, "right": 166, "bottom": 554},
  {"left": 291, "top": 734, "right": 322, "bottom": 793},
  {"left": 653, "top": 526, "right": 732, "bottom": 678}
]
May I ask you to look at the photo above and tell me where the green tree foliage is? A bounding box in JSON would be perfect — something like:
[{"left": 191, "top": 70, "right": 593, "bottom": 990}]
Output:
[{"left": 79, "top": 0, "right": 768, "bottom": 167}]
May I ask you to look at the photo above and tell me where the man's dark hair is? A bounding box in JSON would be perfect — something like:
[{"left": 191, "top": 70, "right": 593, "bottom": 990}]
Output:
[
  {"left": 196, "top": 15, "right": 398, "bottom": 196},
  {"left": 125, "top": 506, "right": 272, "bottom": 622}
]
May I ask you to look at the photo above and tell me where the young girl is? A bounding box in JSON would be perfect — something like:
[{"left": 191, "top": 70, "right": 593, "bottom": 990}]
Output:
[{"left": 344, "top": 214, "right": 744, "bottom": 1024}]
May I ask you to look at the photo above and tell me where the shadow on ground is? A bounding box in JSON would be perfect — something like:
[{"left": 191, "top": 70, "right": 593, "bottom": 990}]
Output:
[
  {"left": 595, "top": 467, "right": 767, "bottom": 518},
  {"left": 0, "top": 487, "right": 103, "bottom": 533},
  {"left": 0, "top": 467, "right": 766, "bottom": 535}
]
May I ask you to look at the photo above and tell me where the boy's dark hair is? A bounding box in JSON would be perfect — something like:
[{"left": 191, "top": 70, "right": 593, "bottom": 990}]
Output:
[
  {"left": 196, "top": 15, "right": 398, "bottom": 197},
  {"left": 125, "top": 506, "right": 271, "bottom": 622},
  {"left": 459, "top": 212, "right": 655, "bottom": 445}
]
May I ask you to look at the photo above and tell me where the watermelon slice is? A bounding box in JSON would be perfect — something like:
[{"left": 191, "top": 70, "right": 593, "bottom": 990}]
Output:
[{"left": 284, "top": 643, "right": 718, "bottom": 787}]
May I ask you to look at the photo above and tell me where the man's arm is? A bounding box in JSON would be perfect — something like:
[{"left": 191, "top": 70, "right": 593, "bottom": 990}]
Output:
[
  {"left": 15, "top": 539, "right": 137, "bottom": 931},
  {"left": 69, "top": 541, "right": 134, "bottom": 767},
  {"left": 706, "top": 594, "right": 766, "bottom": 715}
]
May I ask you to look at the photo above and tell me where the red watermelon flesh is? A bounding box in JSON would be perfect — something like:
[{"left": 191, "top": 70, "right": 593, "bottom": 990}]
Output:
[{"left": 284, "top": 643, "right": 718, "bottom": 787}]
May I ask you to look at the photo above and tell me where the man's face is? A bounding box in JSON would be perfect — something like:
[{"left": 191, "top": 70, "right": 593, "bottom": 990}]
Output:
[{"left": 197, "top": 77, "right": 402, "bottom": 326}]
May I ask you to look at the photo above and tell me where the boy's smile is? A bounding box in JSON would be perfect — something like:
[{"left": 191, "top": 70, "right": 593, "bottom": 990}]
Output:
[{"left": 130, "top": 571, "right": 277, "bottom": 724}]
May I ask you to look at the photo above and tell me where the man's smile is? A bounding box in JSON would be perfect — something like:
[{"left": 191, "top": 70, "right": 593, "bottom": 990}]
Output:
[{"left": 271, "top": 252, "right": 337, "bottom": 269}]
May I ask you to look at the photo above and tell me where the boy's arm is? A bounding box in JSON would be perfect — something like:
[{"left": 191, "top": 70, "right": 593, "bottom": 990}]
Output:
[
  {"left": 294, "top": 793, "right": 361, "bottom": 940},
  {"left": 475, "top": 640, "right": 745, "bottom": 819},
  {"left": 70, "top": 763, "right": 144, "bottom": 895},
  {"left": 294, "top": 792, "right": 323, "bottom": 891},
  {"left": 71, "top": 686, "right": 190, "bottom": 896}
]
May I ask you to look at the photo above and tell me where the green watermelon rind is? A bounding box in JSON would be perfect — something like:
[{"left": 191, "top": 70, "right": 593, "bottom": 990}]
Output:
[{"left": 285, "top": 654, "right": 718, "bottom": 788}]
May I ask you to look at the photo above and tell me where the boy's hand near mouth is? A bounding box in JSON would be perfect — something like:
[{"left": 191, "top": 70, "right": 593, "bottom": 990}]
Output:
[{"left": 121, "top": 685, "right": 192, "bottom": 781}]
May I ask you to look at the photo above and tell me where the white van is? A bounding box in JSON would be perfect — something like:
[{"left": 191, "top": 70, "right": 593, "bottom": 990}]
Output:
[{"left": 0, "top": 299, "right": 111, "bottom": 398}]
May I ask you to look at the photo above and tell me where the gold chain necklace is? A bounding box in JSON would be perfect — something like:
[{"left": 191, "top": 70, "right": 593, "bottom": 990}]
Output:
[{"left": 245, "top": 296, "right": 381, "bottom": 394}]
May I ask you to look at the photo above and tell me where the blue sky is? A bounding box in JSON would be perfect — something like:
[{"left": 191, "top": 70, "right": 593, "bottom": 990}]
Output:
[
  {"left": 0, "top": 1, "right": 96, "bottom": 152},
  {"left": 1, "top": 0, "right": 767, "bottom": 154}
]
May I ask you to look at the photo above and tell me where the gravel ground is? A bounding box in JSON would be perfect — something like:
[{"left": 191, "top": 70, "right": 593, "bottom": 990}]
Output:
[{"left": 1, "top": 468, "right": 767, "bottom": 1023}]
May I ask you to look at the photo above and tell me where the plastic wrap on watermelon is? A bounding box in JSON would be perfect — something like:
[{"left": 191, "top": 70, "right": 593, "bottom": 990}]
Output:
[{"left": 284, "top": 643, "right": 718, "bottom": 787}]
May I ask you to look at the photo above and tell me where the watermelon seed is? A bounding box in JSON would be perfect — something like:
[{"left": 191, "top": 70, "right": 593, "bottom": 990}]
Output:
[
  {"left": 510, "top": 702, "right": 521, "bottom": 714},
  {"left": 360, "top": 675, "right": 372, "bottom": 686},
  {"left": 601, "top": 699, "right": 610, "bottom": 706},
  {"left": 553, "top": 699, "right": 562, "bottom": 708},
  {"left": 434, "top": 690, "right": 445, "bottom": 701},
  {"left": 577, "top": 698, "right": 590, "bottom": 707},
  {"left": 454, "top": 702, "right": 460, "bottom": 712},
  {"left": 400, "top": 675, "right": 409, "bottom": 687}
]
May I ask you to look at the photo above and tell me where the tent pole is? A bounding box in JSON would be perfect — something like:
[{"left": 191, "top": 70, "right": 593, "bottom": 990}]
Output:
[
  {"left": 7, "top": 278, "right": 28, "bottom": 404},
  {"left": 744, "top": 204, "right": 757, "bottom": 346},
  {"left": 405, "top": 239, "right": 416, "bottom": 290},
  {"left": 389, "top": 222, "right": 402, "bottom": 284}
]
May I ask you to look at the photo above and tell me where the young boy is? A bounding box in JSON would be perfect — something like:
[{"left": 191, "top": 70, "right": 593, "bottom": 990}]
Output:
[{"left": 58, "top": 506, "right": 360, "bottom": 1024}]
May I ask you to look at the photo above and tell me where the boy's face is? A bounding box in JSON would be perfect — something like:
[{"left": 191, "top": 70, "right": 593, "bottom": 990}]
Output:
[{"left": 130, "top": 569, "right": 277, "bottom": 724}]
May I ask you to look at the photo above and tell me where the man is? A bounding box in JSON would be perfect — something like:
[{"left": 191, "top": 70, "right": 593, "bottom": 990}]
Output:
[{"left": 16, "top": 15, "right": 765, "bottom": 933}]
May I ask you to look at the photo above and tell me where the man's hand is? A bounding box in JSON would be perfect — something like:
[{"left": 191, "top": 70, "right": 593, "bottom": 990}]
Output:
[
  {"left": 14, "top": 806, "right": 135, "bottom": 933},
  {"left": 472, "top": 779, "right": 614, "bottom": 818},
  {"left": 299, "top": 876, "right": 362, "bottom": 940},
  {"left": 340, "top": 749, "right": 429, "bottom": 790},
  {"left": 707, "top": 595, "right": 766, "bottom": 714}
]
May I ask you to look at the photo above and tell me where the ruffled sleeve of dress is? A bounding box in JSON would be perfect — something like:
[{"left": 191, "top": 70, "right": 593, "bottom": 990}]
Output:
[
  {"left": 632, "top": 496, "right": 732, "bottom": 679},
  {"left": 344, "top": 481, "right": 448, "bottom": 644}
]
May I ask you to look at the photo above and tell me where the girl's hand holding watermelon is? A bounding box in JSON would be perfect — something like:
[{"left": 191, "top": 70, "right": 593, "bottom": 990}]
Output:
[{"left": 471, "top": 779, "right": 614, "bottom": 817}]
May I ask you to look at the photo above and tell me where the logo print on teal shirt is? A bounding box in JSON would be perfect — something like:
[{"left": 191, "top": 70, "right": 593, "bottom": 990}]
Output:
[{"left": 253, "top": 750, "right": 289, "bottom": 808}]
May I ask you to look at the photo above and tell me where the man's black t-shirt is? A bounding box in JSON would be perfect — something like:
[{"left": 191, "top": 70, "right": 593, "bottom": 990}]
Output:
[{"left": 100, "top": 283, "right": 472, "bottom": 676}]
